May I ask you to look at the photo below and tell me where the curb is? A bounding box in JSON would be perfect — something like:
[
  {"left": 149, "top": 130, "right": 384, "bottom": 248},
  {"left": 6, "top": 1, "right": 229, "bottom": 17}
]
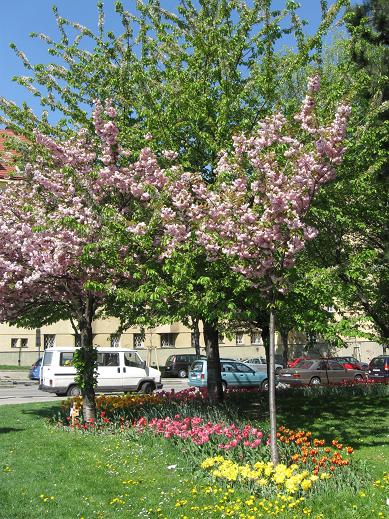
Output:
[{"left": 0, "top": 380, "right": 37, "bottom": 387}]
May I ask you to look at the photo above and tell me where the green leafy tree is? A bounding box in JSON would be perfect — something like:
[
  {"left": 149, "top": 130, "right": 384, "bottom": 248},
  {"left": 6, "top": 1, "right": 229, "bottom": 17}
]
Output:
[
  {"left": 0, "top": 0, "right": 351, "bottom": 411},
  {"left": 304, "top": 31, "right": 389, "bottom": 346}
]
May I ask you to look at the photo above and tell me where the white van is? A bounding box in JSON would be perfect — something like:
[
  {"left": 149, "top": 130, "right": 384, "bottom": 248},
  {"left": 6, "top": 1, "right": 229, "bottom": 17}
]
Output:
[{"left": 39, "top": 347, "right": 163, "bottom": 397}]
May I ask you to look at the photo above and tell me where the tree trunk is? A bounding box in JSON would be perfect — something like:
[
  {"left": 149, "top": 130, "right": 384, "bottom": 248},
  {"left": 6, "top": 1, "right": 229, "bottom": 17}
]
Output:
[
  {"left": 261, "top": 319, "right": 270, "bottom": 378},
  {"left": 280, "top": 329, "right": 289, "bottom": 368},
  {"left": 192, "top": 318, "right": 201, "bottom": 357},
  {"left": 77, "top": 296, "right": 97, "bottom": 422},
  {"left": 203, "top": 319, "right": 223, "bottom": 404},
  {"left": 269, "top": 309, "right": 279, "bottom": 465}
]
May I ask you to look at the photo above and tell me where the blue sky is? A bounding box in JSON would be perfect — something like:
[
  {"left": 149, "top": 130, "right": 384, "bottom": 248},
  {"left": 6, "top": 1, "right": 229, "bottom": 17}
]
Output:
[{"left": 0, "top": 1, "right": 346, "bottom": 124}]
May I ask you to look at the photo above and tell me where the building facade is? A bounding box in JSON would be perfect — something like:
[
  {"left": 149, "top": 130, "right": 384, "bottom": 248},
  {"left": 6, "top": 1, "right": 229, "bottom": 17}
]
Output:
[{"left": 0, "top": 316, "right": 383, "bottom": 367}]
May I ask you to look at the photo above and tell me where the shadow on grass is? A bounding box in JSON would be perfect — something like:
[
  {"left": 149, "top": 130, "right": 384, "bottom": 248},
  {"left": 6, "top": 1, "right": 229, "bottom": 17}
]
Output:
[
  {"left": 0, "top": 427, "right": 25, "bottom": 434},
  {"left": 21, "top": 403, "right": 62, "bottom": 420},
  {"left": 240, "top": 387, "right": 389, "bottom": 449}
]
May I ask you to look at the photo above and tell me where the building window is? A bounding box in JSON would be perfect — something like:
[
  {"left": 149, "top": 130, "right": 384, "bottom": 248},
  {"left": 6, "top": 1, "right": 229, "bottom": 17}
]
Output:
[
  {"left": 133, "top": 333, "right": 145, "bottom": 349},
  {"left": 74, "top": 334, "right": 81, "bottom": 348},
  {"left": 160, "top": 333, "right": 175, "bottom": 348},
  {"left": 251, "top": 332, "right": 261, "bottom": 345},
  {"left": 11, "top": 338, "right": 18, "bottom": 348},
  {"left": 20, "top": 338, "right": 28, "bottom": 348},
  {"left": 236, "top": 332, "right": 244, "bottom": 345},
  {"left": 110, "top": 334, "right": 121, "bottom": 348},
  {"left": 44, "top": 334, "right": 56, "bottom": 349}
]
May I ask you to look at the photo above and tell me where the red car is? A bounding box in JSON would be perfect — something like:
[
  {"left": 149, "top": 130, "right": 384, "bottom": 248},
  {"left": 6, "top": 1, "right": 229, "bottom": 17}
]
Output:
[{"left": 329, "top": 357, "right": 369, "bottom": 371}]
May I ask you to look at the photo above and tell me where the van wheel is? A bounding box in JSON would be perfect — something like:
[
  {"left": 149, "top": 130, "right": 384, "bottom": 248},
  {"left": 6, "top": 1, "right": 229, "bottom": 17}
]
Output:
[
  {"left": 261, "top": 379, "right": 269, "bottom": 391},
  {"left": 140, "top": 382, "right": 154, "bottom": 394},
  {"left": 354, "top": 374, "right": 363, "bottom": 382},
  {"left": 178, "top": 369, "right": 187, "bottom": 378},
  {"left": 67, "top": 385, "right": 81, "bottom": 397},
  {"left": 310, "top": 377, "right": 321, "bottom": 386}
]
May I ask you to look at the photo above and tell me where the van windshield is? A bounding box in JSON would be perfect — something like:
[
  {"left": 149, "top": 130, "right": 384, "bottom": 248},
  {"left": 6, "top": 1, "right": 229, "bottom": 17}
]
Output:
[
  {"left": 124, "top": 352, "right": 143, "bottom": 367},
  {"left": 43, "top": 352, "right": 53, "bottom": 366}
]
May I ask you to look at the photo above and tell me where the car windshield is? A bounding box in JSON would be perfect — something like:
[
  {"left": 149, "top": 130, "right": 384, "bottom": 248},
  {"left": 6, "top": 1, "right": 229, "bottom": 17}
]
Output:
[
  {"left": 297, "top": 361, "right": 315, "bottom": 369},
  {"left": 190, "top": 361, "right": 204, "bottom": 372},
  {"left": 370, "top": 357, "right": 385, "bottom": 369},
  {"left": 165, "top": 356, "right": 175, "bottom": 366}
]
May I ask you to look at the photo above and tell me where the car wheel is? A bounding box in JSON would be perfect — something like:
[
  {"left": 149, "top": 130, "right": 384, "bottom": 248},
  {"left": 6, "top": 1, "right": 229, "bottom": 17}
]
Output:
[
  {"left": 310, "top": 377, "right": 321, "bottom": 386},
  {"left": 261, "top": 379, "right": 269, "bottom": 391},
  {"left": 178, "top": 369, "right": 187, "bottom": 378},
  {"left": 67, "top": 385, "right": 81, "bottom": 397},
  {"left": 354, "top": 374, "right": 363, "bottom": 382},
  {"left": 140, "top": 382, "right": 154, "bottom": 394},
  {"left": 222, "top": 381, "right": 227, "bottom": 392}
]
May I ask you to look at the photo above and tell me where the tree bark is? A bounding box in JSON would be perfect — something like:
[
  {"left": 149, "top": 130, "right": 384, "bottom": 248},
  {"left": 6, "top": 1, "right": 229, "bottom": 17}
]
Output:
[
  {"left": 203, "top": 319, "right": 223, "bottom": 404},
  {"left": 77, "top": 296, "right": 97, "bottom": 422},
  {"left": 269, "top": 309, "right": 279, "bottom": 465},
  {"left": 192, "top": 317, "right": 201, "bottom": 357},
  {"left": 280, "top": 329, "right": 289, "bottom": 368}
]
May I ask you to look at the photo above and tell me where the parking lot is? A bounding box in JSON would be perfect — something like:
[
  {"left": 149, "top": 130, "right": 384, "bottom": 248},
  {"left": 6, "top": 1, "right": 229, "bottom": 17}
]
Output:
[{"left": 0, "top": 371, "right": 189, "bottom": 405}]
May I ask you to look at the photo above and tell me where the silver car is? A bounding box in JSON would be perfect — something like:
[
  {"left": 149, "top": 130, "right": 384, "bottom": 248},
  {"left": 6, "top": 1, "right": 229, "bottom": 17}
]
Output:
[
  {"left": 278, "top": 359, "right": 366, "bottom": 386},
  {"left": 243, "top": 357, "right": 283, "bottom": 375}
]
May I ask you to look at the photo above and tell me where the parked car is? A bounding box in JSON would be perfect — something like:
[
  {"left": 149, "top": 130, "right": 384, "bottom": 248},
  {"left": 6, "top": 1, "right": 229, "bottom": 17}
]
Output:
[
  {"left": 40, "top": 347, "right": 162, "bottom": 396},
  {"left": 278, "top": 359, "right": 366, "bottom": 386},
  {"left": 329, "top": 356, "right": 369, "bottom": 371},
  {"left": 28, "top": 357, "right": 42, "bottom": 380},
  {"left": 242, "top": 357, "right": 283, "bottom": 375},
  {"left": 368, "top": 355, "right": 389, "bottom": 382},
  {"left": 188, "top": 358, "right": 269, "bottom": 391},
  {"left": 164, "top": 354, "right": 203, "bottom": 378}
]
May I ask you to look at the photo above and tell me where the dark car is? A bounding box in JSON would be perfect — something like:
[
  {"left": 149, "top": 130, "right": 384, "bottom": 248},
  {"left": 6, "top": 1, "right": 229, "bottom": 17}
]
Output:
[
  {"left": 368, "top": 355, "right": 389, "bottom": 382},
  {"left": 164, "top": 354, "right": 201, "bottom": 378},
  {"left": 28, "top": 357, "right": 42, "bottom": 380},
  {"left": 278, "top": 359, "right": 366, "bottom": 386}
]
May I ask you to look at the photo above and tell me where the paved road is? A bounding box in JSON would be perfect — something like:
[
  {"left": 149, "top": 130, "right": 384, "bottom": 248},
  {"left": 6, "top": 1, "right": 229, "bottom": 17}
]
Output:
[{"left": 0, "top": 378, "right": 189, "bottom": 405}]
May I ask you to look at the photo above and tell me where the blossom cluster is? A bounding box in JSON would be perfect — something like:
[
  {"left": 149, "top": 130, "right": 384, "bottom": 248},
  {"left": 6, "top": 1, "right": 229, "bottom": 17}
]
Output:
[
  {"left": 134, "top": 414, "right": 265, "bottom": 449},
  {"left": 201, "top": 456, "right": 330, "bottom": 493},
  {"left": 61, "top": 387, "right": 207, "bottom": 417},
  {"left": 277, "top": 426, "right": 354, "bottom": 474},
  {"left": 160, "top": 76, "right": 351, "bottom": 287}
]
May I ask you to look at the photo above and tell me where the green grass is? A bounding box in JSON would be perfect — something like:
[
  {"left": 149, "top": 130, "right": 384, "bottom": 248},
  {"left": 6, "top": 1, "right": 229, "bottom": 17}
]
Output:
[{"left": 0, "top": 386, "right": 388, "bottom": 519}]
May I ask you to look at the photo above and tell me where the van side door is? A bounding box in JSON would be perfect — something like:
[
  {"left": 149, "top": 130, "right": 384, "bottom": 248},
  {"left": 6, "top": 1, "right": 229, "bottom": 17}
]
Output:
[
  {"left": 122, "top": 351, "right": 148, "bottom": 391},
  {"left": 96, "top": 352, "right": 123, "bottom": 392}
]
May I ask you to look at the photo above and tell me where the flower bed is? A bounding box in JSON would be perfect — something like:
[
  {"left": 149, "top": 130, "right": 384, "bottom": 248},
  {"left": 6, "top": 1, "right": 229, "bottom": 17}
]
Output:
[{"left": 54, "top": 386, "right": 381, "bottom": 518}]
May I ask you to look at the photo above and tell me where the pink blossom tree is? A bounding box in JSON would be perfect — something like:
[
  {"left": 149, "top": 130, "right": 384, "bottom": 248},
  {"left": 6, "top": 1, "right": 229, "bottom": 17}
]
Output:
[
  {"left": 160, "top": 76, "right": 350, "bottom": 463},
  {"left": 0, "top": 100, "right": 170, "bottom": 420}
]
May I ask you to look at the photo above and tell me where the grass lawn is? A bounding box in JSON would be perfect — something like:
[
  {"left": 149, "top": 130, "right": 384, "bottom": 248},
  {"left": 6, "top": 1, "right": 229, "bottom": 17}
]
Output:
[{"left": 0, "top": 386, "right": 388, "bottom": 519}]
